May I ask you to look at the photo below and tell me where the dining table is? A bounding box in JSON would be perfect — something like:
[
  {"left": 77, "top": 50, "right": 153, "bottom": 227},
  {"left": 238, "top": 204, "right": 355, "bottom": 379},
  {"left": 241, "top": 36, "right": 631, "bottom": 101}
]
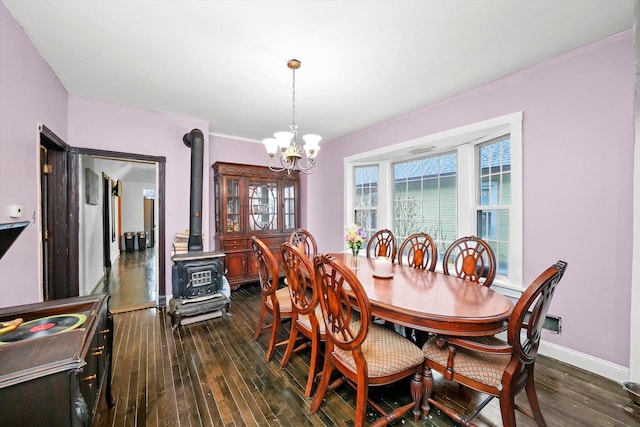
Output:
[{"left": 330, "top": 253, "right": 514, "bottom": 337}]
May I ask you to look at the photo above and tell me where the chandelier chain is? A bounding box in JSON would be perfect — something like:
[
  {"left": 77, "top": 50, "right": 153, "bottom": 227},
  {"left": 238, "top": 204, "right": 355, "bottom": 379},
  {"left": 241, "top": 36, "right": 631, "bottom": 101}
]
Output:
[{"left": 291, "top": 68, "right": 296, "bottom": 130}]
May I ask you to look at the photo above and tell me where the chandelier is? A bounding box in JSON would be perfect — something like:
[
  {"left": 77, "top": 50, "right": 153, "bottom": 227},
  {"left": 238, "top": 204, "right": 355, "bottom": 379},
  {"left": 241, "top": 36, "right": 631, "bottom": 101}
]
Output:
[{"left": 262, "top": 59, "right": 321, "bottom": 174}]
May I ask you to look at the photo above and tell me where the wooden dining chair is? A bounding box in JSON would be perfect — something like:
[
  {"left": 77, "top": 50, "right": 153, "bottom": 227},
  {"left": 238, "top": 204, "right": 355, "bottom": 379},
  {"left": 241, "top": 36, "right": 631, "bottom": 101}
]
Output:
[
  {"left": 288, "top": 228, "right": 318, "bottom": 259},
  {"left": 397, "top": 232, "right": 438, "bottom": 271},
  {"left": 421, "top": 260, "right": 567, "bottom": 427},
  {"left": 250, "top": 236, "right": 292, "bottom": 363},
  {"left": 442, "top": 236, "right": 497, "bottom": 287},
  {"left": 366, "top": 228, "right": 397, "bottom": 262},
  {"left": 310, "top": 254, "right": 425, "bottom": 426},
  {"left": 279, "top": 242, "right": 325, "bottom": 397},
  {"left": 396, "top": 232, "right": 438, "bottom": 345}
]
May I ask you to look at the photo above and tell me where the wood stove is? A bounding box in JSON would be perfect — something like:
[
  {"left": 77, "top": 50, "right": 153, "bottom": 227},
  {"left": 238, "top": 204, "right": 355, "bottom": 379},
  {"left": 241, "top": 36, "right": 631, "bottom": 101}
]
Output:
[{"left": 168, "top": 129, "right": 230, "bottom": 328}]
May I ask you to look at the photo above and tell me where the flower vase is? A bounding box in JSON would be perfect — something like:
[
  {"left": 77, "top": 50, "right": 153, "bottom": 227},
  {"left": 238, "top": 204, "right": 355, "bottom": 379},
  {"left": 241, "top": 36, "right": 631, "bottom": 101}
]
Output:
[{"left": 351, "top": 246, "right": 360, "bottom": 269}]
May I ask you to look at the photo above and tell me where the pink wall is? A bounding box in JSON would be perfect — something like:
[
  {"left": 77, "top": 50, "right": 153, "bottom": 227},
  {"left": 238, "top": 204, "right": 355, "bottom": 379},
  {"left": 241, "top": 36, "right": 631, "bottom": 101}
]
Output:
[
  {"left": 0, "top": 2, "right": 68, "bottom": 306},
  {"left": 308, "top": 32, "right": 635, "bottom": 367},
  {"left": 68, "top": 96, "right": 209, "bottom": 300}
]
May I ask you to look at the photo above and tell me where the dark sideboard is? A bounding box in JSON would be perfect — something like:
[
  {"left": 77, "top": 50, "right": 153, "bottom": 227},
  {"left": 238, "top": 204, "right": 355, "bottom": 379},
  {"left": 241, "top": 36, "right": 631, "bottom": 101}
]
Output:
[{"left": 0, "top": 293, "right": 113, "bottom": 426}]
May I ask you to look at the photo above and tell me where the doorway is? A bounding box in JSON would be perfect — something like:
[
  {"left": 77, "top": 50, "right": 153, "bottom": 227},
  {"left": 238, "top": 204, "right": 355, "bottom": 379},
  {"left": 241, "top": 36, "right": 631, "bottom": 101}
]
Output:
[
  {"left": 78, "top": 153, "right": 163, "bottom": 311},
  {"left": 71, "top": 148, "right": 166, "bottom": 309}
]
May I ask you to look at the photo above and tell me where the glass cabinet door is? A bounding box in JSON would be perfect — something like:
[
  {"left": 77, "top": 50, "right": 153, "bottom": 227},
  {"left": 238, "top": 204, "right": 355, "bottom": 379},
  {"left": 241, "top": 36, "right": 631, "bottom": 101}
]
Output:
[
  {"left": 248, "top": 180, "right": 278, "bottom": 231},
  {"left": 283, "top": 182, "right": 297, "bottom": 231},
  {"left": 225, "top": 177, "right": 241, "bottom": 233}
]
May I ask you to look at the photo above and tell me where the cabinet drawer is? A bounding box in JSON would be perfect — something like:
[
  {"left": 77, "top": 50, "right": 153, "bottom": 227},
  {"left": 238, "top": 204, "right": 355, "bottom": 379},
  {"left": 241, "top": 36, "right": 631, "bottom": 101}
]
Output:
[{"left": 222, "top": 239, "right": 245, "bottom": 251}]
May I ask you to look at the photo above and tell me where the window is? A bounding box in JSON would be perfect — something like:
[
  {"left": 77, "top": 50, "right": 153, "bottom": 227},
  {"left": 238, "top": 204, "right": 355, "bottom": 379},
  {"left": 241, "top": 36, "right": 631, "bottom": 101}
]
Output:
[
  {"left": 393, "top": 153, "right": 457, "bottom": 257},
  {"left": 353, "top": 165, "right": 378, "bottom": 239},
  {"left": 345, "top": 112, "right": 523, "bottom": 294},
  {"left": 477, "top": 136, "right": 511, "bottom": 276}
]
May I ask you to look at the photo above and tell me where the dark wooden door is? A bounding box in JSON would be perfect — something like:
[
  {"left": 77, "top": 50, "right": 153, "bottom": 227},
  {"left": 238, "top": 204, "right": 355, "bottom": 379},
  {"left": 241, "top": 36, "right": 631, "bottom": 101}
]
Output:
[
  {"left": 40, "top": 125, "right": 78, "bottom": 300},
  {"left": 102, "top": 174, "right": 111, "bottom": 269}
]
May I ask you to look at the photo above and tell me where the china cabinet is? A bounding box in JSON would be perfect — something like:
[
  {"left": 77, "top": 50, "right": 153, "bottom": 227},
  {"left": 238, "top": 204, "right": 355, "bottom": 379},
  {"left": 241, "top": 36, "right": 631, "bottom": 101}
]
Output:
[{"left": 213, "top": 162, "right": 300, "bottom": 289}]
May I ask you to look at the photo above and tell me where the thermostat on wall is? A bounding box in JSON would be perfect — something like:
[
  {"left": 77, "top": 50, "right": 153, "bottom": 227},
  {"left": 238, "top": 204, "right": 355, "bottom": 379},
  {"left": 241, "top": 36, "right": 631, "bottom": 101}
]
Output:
[{"left": 9, "top": 205, "right": 23, "bottom": 218}]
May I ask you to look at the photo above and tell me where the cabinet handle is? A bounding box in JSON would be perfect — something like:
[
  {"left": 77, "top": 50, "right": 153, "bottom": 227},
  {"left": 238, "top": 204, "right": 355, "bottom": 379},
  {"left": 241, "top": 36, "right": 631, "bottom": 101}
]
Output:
[
  {"left": 100, "top": 329, "right": 110, "bottom": 334},
  {"left": 92, "top": 345, "right": 104, "bottom": 356},
  {"left": 83, "top": 373, "right": 96, "bottom": 389}
]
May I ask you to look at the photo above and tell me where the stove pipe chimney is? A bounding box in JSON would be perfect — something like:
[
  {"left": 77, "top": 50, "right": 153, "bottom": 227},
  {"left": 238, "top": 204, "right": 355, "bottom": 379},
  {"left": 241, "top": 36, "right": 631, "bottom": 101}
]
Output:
[{"left": 183, "top": 128, "right": 204, "bottom": 252}]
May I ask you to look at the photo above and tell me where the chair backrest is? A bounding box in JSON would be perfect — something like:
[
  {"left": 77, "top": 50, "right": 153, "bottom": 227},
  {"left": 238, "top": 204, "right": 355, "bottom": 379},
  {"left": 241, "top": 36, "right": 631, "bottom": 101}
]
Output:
[
  {"left": 281, "top": 242, "right": 317, "bottom": 317},
  {"left": 366, "top": 229, "right": 397, "bottom": 262},
  {"left": 251, "top": 236, "right": 279, "bottom": 298},
  {"left": 288, "top": 228, "right": 318, "bottom": 259},
  {"left": 314, "top": 254, "right": 371, "bottom": 351},
  {"left": 397, "top": 232, "right": 438, "bottom": 271},
  {"left": 442, "top": 236, "right": 496, "bottom": 286},
  {"left": 509, "top": 260, "right": 567, "bottom": 365}
]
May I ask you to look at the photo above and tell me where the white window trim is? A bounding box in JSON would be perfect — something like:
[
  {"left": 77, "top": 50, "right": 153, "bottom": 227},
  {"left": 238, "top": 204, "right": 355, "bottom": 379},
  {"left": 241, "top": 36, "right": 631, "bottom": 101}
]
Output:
[{"left": 345, "top": 112, "right": 523, "bottom": 297}]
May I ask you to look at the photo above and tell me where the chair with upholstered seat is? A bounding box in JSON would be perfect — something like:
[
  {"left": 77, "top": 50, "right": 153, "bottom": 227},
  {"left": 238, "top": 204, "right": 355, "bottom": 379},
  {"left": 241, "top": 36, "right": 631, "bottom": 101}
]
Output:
[
  {"left": 279, "top": 242, "right": 325, "bottom": 397},
  {"left": 366, "top": 228, "right": 397, "bottom": 262},
  {"left": 310, "top": 254, "right": 425, "bottom": 426},
  {"left": 442, "top": 236, "right": 497, "bottom": 287},
  {"left": 397, "top": 232, "right": 438, "bottom": 271},
  {"left": 288, "top": 228, "right": 318, "bottom": 259},
  {"left": 251, "top": 236, "right": 292, "bottom": 363},
  {"left": 421, "top": 260, "right": 567, "bottom": 427}
]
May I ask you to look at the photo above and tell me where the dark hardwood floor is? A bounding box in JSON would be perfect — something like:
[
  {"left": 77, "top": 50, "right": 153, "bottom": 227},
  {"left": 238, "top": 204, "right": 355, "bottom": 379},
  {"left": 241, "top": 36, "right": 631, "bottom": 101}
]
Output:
[
  {"left": 93, "top": 283, "right": 640, "bottom": 427},
  {"left": 93, "top": 247, "right": 157, "bottom": 313}
]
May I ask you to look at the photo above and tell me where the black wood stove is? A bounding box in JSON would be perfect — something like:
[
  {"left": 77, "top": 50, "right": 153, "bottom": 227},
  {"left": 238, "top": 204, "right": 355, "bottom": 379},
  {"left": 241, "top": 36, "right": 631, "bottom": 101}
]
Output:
[{"left": 168, "top": 129, "right": 230, "bottom": 328}]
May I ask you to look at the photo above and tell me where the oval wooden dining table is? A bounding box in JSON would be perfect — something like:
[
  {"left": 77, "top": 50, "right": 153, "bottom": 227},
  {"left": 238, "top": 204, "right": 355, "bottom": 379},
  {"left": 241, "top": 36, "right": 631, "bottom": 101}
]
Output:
[{"left": 330, "top": 253, "right": 514, "bottom": 337}]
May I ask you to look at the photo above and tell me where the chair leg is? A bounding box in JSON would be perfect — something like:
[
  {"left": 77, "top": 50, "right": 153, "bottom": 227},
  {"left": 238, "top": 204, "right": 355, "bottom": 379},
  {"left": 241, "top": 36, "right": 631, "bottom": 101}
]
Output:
[
  {"left": 253, "top": 306, "right": 268, "bottom": 341},
  {"left": 264, "top": 311, "right": 280, "bottom": 363},
  {"left": 310, "top": 356, "right": 334, "bottom": 413},
  {"left": 524, "top": 370, "right": 547, "bottom": 426},
  {"left": 354, "top": 375, "right": 369, "bottom": 427},
  {"left": 305, "top": 334, "right": 321, "bottom": 398},
  {"left": 280, "top": 324, "right": 299, "bottom": 368},
  {"left": 498, "top": 388, "right": 517, "bottom": 427}
]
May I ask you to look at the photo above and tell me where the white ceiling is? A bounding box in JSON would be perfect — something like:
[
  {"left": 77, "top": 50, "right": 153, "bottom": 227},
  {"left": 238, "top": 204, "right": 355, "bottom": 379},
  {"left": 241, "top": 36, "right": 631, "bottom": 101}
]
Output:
[{"left": 4, "top": 0, "right": 634, "bottom": 144}]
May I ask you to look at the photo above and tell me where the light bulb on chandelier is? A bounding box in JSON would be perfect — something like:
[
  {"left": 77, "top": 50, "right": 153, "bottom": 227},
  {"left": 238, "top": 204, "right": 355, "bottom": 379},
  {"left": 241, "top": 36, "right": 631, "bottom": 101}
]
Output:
[{"left": 262, "top": 59, "right": 321, "bottom": 174}]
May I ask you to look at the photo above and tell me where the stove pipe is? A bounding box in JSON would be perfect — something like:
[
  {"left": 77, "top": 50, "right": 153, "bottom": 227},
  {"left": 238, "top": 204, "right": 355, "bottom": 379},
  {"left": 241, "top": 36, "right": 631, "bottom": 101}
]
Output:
[{"left": 183, "top": 128, "right": 204, "bottom": 252}]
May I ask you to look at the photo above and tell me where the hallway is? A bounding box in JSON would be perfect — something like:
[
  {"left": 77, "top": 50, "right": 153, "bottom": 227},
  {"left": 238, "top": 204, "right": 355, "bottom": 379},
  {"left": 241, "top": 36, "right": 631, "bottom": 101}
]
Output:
[{"left": 93, "top": 246, "right": 157, "bottom": 313}]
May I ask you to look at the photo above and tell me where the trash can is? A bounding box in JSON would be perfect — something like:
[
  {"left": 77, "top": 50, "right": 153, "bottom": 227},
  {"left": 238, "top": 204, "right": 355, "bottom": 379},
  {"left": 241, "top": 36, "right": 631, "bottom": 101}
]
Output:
[
  {"left": 124, "top": 232, "right": 135, "bottom": 252},
  {"left": 137, "top": 231, "right": 147, "bottom": 251}
]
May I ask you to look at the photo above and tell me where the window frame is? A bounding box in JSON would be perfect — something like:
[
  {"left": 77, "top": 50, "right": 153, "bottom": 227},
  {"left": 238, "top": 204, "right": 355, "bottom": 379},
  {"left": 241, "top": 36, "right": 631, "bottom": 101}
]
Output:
[{"left": 344, "top": 112, "right": 523, "bottom": 296}]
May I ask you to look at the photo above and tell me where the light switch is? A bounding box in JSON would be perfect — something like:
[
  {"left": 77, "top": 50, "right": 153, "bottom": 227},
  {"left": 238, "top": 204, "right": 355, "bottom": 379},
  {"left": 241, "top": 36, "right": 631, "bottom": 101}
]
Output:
[{"left": 9, "top": 205, "right": 23, "bottom": 218}]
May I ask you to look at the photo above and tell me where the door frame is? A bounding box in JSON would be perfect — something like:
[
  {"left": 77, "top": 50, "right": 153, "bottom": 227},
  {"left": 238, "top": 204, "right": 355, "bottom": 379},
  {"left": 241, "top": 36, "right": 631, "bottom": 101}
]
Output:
[
  {"left": 102, "top": 173, "right": 112, "bottom": 269},
  {"left": 70, "top": 148, "right": 167, "bottom": 305}
]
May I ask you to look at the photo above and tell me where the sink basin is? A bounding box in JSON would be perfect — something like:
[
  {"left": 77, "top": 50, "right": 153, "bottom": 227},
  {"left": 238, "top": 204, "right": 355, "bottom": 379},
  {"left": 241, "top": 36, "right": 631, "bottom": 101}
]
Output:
[{"left": 623, "top": 382, "right": 640, "bottom": 406}]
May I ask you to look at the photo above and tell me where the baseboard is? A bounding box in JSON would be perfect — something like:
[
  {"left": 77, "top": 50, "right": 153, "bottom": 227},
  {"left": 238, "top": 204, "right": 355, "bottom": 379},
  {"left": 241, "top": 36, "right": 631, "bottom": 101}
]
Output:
[
  {"left": 87, "top": 270, "right": 105, "bottom": 295},
  {"left": 158, "top": 295, "right": 167, "bottom": 307},
  {"left": 494, "top": 331, "right": 629, "bottom": 383},
  {"left": 537, "top": 338, "right": 629, "bottom": 384},
  {"left": 111, "top": 301, "right": 156, "bottom": 314}
]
